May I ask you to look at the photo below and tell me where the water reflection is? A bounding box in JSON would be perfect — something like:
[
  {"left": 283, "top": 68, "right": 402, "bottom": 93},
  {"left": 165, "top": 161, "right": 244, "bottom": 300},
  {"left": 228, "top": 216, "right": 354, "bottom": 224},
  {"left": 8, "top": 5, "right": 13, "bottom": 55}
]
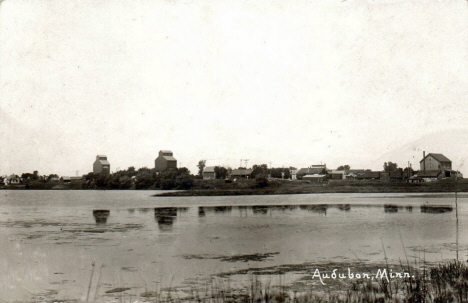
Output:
[
  {"left": 299, "top": 204, "right": 328, "bottom": 215},
  {"left": 269, "top": 205, "right": 298, "bottom": 211},
  {"left": 337, "top": 204, "right": 351, "bottom": 211},
  {"left": 198, "top": 207, "right": 206, "bottom": 217},
  {"left": 200, "top": 206, "right": 232, "bottom": 214},
  {"left": 384, "top": 204, "right": 399, "bottom": 213},
  {"left": 93, "top": 209, "right": 110, "bottom": 225},
  {"left": 147, "top": 204, "right": 454, "bottom": 223},
  {"left": 193, "top": 204, "right": 432, "bottom": 218},
  {"left": 420, "top": 205, "right": 453, "bottom": 213},
  {"left": 154, "top": 207, "right": 178, "bottom": 231},
  {"left": 252, "top": 206, "right": 269, "bottom": 215}
]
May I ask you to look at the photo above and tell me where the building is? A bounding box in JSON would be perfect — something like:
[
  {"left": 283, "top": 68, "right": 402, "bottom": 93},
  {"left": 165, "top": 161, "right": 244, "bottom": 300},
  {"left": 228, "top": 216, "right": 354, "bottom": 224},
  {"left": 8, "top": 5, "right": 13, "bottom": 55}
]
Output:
[
  {"left": 356, "top": 171, "right": 381, "bottom": 180},
  {"left": 291, "top": 169, "right": 298, "bottom": 180},
  {"left": 93, "top": 155, "right": 110, "bottom": 176},
  {"left": 61, "top": 176, "right": 71, "bottom": 184},
  {"left": 203, "top": 166, "right": 216, "bottom": 179},
  {"left": 302, "top": 174, "right": 326, "bottom": 183},
  {"left": 230, "top": 169, "right": 254, "bottom": 179},
  {"left": 296, "top": 167, "right": 327, "bottom": 180},
  {"left": 416, "top": 170, "right": 441, "bottom": 182},
  {"left": 5, "top": 174, "right": 21, "bottom": 185},
  {"left": 328, "top": 170, "right": 346, "bottom": 180},
  {"left": 70, "top": 176, "right": 84, "bottom": 182},
  {"left": 155, "top": 150, "right": 177, "bottom": 171},
  {"left": 419, "top": 153, "right": 452, "bottom": 172}
]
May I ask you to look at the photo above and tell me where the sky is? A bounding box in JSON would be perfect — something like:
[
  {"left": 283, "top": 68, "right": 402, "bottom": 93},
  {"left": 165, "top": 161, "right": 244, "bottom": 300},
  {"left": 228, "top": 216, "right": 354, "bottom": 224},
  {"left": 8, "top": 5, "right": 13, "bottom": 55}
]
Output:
[{"left": 1, "top": 0, "right": 468, "bottom": 176}]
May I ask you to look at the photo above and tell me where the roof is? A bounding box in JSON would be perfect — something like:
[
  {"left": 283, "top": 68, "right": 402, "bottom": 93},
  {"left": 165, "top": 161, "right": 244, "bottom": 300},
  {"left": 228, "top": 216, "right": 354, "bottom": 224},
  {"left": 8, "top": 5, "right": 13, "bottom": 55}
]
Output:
[
  {"left": 297, "top": 167, "right": 325, "bottom": 175},
  {"left": 329, "top": 170, "right": 345, "bottom": 174},
  {"left": 231, "top": 169, "right": 254, "bottom": 176},
  {"left": 162, "top": 156, "right": 177, "bottom": 161},
  {"left": 420, "top": 153, "right": 451, "bottom": 163},
  {"left": 356, "top": 171, "right": 381, "bottom": 178},
  {"left": 303, "top": 174, "right": 326, "bottom": 178},
  {"left": 389, "top": 171, "right": 403, "bottom": 178},
  {"left": 204, "top": 166, "right": 215, "bottom": 173},
  {"left": 417, "top": 170, "right": 441, "bottom": 178},
  {"left": 160, "top": 150, "right": 173, "bottom": 153},
  {"left": 98, "top": 160, "right": 110, "bottom": 165},
  {"left": 347, "top": 169, "right": 366, "bottom": 173}
]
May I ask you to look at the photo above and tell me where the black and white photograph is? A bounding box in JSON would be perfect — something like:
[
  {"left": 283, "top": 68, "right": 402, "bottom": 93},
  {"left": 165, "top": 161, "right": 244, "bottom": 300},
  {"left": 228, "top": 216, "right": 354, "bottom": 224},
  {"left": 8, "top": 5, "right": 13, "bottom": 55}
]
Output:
[{"left": 1, "top": 0, "right": 468, "bottom": 302}]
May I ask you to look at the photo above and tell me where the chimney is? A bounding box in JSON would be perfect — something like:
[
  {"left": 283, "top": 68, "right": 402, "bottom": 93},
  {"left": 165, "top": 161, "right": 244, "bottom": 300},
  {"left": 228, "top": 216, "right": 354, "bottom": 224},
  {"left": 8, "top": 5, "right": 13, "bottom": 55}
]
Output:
[{"left": 423, "top": 151, "right": 426, "bottom": 172}]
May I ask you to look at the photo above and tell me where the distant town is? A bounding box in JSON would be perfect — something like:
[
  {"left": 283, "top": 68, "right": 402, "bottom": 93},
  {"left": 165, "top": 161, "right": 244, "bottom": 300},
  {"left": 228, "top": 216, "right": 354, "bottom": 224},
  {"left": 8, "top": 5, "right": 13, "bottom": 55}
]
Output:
[{"left": 0, "top": 150, "right": 464, "bottom": 191}]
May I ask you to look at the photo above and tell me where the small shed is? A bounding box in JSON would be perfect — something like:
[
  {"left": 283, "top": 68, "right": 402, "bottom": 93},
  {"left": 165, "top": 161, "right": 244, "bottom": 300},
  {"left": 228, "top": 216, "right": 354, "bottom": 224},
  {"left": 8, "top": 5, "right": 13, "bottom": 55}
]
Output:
[
  {"left": 203, "top": 166, "right": 216, "bottom": 179},
  {"left": 417, "top": 170, "right": 441, "bottom": 182},
  {"left": 230, "top": 169, "right": 254, "bottom": 179}
]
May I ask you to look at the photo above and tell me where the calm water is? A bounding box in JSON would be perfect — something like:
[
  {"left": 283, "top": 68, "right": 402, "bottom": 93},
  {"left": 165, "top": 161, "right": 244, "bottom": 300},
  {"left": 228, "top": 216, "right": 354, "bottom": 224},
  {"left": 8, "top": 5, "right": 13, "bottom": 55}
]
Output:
[{"left": 0, "top": 190, "right": 467, "bottom": 302}]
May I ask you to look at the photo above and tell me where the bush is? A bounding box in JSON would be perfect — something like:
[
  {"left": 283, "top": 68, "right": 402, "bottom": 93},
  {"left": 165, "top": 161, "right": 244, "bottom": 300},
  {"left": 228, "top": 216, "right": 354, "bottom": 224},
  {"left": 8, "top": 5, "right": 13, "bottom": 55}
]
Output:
[
  {"left": 119, "top": 176, "right": 133, "bottom": 189},
  {"left": 135, "top": 173, "right": 154, "bottom": 189},
  {"left": 253, "top": 175, "right": 269, "bottom": 188},
  {"left": 175, "top": 174, "right": 194, "bottom": 190},
  {"left": 160, "top": 178, "right": 175, "bottom": 190}
]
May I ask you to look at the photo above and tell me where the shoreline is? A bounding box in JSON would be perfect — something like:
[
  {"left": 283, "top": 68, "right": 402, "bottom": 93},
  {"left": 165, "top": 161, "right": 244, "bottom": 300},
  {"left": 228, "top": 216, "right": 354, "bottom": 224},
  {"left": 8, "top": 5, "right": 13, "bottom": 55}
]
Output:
[{"left": 154, "top": 180, "right": 468, "bottom": 197}]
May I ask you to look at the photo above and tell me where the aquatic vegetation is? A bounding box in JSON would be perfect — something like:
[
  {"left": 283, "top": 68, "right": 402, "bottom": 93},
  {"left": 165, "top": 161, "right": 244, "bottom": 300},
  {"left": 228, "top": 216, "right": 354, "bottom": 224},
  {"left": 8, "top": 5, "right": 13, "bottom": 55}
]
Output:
[{"left": 123, "top": 260, "right": 468, "bottom": 303}]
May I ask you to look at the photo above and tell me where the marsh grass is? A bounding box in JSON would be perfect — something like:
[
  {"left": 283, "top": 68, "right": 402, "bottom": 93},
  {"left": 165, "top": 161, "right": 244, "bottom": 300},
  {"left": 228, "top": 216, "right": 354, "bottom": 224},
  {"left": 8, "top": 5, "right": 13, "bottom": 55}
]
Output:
[{"left": 114, "top": 260, "right": 468, "bottom": 303}]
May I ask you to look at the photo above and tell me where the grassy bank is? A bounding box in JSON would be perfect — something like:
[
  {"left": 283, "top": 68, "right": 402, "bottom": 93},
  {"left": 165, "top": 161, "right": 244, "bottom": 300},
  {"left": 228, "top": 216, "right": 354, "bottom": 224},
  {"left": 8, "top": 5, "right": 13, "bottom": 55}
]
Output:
[
  {"left": 155, "top": 178, "right": 468, "bottom": 196},
  {"left": 116, "top": 260, "right": 468, "bottom": 303}
]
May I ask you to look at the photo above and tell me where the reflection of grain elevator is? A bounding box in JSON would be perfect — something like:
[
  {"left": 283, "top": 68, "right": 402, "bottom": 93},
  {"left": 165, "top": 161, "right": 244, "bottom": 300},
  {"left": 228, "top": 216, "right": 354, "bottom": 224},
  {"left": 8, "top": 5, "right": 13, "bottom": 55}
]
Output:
[{"left": 93, "top": 155, "right": 110, "bottom": 176}]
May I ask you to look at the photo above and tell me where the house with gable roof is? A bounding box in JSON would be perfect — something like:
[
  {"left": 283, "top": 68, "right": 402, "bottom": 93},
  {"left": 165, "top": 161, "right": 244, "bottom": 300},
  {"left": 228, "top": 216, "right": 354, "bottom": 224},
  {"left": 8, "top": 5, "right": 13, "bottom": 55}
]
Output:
[
  {"left": 419, "top": 153, "right": 452, "bottom": 172},
  {"left": 203, "top": 166, "right": 216, "bottom": 179},
  {"left": 418, "top": 152, "right": 461, "bottom": 179}
]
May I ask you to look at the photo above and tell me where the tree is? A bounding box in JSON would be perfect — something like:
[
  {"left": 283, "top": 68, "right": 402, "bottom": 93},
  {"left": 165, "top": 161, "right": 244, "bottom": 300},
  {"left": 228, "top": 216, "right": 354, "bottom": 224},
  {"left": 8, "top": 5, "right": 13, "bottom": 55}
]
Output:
[
  {"left": 135, "top": 171, "right": 154, "bottom": 189},
  {"left": 337, "top": 165, "right": 350, "bottom": 170},
  {"left": 197, "top": 160, "right": 206, "bottom": 177},
  {"left": 383, "top": 162, "right": 398, "bottom": 172},
  {"left": 119, "top": 176, "right": 133, "bottom": 189},
  {"left": 108, "top": 175, "right": 121, "bottom": 189},
  {"left": 253, "top": 174, "right": 269, "bottom": 188},
  {"left": 403, "top": 167, "right": 414, "bottom": 178},
  {"left": 175, "top": 174, "right": 194, "bottom": 189},
  {"left": 252, "top": 164, "right": 268, "bottom": 178},
  {"left": 214, "top": 166, "right": 228, "bottom": 179},
  {"left": 270, "top": 167, "right": 291, "bottom": 179}
]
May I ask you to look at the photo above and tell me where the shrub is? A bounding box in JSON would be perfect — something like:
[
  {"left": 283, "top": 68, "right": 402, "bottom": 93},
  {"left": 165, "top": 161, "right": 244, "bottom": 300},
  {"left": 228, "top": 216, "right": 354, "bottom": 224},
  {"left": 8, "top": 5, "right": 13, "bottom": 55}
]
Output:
[
  {"left": 160, "top": 179, "right": 175, "bottom": 190},
  {"left": 175, "top": 174, "right": 194, "bottom": 190},
  {"left": 253, "top": 174, "right": 269, "bottom": 188}
]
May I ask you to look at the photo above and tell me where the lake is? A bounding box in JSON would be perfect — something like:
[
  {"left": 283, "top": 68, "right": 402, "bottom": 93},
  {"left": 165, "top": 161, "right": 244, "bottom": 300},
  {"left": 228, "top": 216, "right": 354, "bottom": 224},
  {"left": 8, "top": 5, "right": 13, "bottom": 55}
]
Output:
[{"left": 0, "top": 190, "right": 466, "bottom": 302}]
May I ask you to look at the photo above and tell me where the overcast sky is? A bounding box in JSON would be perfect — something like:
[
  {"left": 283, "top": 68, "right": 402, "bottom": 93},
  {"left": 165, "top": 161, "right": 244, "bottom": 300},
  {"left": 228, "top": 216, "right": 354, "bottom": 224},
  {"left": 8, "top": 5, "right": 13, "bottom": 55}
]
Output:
[{"left": 1, "top": 0, "right": 468, "bottom": 176}]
